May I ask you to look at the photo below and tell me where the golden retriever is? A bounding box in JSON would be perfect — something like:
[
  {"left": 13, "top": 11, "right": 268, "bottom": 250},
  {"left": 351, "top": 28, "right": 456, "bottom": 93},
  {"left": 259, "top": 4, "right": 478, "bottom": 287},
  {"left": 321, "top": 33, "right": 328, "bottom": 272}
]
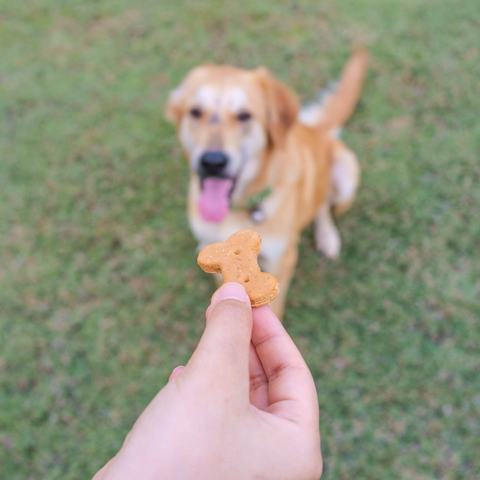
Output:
[{"left": 165, "top": 49, "right": 367, "bottom": 318}]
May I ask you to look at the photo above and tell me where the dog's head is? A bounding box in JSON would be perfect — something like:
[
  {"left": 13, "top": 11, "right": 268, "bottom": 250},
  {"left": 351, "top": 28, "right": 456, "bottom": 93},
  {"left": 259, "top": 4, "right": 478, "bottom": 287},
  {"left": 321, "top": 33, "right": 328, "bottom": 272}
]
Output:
[{"left": 165, "top": 65, "right": 299, "bottom": 223}]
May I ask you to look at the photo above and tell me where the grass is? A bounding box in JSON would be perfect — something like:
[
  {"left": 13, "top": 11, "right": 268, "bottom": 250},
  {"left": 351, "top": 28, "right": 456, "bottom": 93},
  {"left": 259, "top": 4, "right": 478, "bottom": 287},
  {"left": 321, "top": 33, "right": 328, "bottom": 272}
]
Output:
[{"left": 1, "top": 0, "right": 479, "bottom": 478}]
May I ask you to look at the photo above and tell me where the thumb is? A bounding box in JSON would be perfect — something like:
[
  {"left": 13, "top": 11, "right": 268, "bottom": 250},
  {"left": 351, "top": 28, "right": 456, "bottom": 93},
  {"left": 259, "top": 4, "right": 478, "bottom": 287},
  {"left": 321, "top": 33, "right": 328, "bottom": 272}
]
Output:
[{"left": 187, "top": 283, "right": 252, "bottom": 394}]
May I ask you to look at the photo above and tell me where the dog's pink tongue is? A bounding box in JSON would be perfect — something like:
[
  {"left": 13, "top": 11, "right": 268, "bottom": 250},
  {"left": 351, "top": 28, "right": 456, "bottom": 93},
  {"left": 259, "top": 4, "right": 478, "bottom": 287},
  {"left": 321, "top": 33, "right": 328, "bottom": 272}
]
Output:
[{"left": 198, "top": 178, "right": 233, "bottom": 223}]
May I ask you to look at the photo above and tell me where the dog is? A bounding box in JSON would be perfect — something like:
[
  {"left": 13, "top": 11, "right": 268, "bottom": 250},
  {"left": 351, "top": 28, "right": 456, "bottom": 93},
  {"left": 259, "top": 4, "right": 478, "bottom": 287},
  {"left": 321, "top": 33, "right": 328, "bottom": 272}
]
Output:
[{"left": 165, "top": 49, "right": 367, "bottom": 319}]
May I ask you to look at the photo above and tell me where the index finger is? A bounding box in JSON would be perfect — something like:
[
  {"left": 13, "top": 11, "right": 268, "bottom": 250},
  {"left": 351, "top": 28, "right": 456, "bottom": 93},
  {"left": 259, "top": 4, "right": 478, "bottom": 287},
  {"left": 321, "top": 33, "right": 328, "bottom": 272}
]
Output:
[{"left": 251, "top": 305, "right": 318, "bottom": 425}]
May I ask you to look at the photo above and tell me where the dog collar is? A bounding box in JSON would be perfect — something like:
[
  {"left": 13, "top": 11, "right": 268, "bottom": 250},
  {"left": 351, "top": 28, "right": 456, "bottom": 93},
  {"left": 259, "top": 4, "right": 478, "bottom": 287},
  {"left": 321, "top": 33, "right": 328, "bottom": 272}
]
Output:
[
  {"left": 231, "top": 187, "right": 272, "bottom": 223},
  {"left": 246, "top": 187, "right": 272, "bottom": 209}
]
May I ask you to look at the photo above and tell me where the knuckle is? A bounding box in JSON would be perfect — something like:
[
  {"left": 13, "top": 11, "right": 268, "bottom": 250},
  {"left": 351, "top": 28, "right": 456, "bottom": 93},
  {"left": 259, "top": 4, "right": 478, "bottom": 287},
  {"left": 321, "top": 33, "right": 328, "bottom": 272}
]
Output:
[
  {"left": 269, "top": 361, "right": 305, "bottom": 382},
  {"left": 249, "top": 371, "right": 268, "bottom": 391}
]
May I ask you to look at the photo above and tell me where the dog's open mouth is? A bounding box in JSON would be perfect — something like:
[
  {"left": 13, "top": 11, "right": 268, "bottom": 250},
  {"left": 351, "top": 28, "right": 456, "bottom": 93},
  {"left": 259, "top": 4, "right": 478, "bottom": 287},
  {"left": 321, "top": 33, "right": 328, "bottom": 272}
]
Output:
[{"left": 198, "top": 177, "right": 235, "bottom": 223}]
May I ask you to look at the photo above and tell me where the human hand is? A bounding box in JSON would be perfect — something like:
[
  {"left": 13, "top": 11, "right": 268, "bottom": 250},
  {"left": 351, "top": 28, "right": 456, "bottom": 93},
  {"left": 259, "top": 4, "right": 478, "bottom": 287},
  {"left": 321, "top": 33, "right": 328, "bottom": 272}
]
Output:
[{"left": 93, "top": 282, "right": 322, "bottom": 480}]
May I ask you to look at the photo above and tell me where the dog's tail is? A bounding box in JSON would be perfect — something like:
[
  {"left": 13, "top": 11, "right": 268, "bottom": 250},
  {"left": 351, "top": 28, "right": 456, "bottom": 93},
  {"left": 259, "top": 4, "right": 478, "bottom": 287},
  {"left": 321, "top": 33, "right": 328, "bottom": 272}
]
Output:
[{"left": 316, "top": 48, "right": 368, "bottom": 131}]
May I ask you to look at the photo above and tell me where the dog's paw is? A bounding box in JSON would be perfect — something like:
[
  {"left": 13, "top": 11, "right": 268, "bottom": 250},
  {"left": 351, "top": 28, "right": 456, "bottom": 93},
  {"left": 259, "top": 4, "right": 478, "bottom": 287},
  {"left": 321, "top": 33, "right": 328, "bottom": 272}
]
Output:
[{"left": 316, "top": 227, "right": 341, "bottom": 259}]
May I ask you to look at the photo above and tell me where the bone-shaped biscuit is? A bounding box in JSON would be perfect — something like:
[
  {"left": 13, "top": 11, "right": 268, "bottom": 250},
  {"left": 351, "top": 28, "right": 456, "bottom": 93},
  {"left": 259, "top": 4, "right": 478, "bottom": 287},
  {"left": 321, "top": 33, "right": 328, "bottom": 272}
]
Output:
[{"left": 197, "top": 230, "right": 279, "bottom": 307}]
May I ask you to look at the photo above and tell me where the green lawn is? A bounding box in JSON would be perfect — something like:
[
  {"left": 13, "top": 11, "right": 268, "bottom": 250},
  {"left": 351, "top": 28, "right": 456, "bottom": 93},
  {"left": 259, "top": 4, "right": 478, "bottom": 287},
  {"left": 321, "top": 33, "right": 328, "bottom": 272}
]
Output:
[{"left": 1, "top": 0, "right": 479, "bottom": 478}]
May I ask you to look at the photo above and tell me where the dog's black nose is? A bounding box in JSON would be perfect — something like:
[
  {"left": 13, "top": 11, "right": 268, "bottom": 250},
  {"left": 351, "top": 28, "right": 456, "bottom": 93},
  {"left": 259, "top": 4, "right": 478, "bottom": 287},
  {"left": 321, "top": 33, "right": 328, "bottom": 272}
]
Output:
[{"left": 199, "top": 151, "right": 228, "bottom": 177}]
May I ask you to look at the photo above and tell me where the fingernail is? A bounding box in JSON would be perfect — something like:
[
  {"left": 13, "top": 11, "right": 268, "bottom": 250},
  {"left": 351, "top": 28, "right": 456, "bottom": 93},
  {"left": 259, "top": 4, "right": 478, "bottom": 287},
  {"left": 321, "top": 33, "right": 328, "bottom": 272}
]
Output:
[
  {"left": 168, "top": 365, "right": 185, "bottom": 382},
  {"left": 216, "top": 282, "right": 248, "bottom": 303}
]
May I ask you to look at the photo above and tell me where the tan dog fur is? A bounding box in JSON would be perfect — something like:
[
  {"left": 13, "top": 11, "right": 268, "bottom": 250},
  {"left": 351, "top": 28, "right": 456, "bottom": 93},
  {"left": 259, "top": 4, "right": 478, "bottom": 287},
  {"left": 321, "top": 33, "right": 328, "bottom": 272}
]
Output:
[{"left": 165, "top": 49, "right": 368, "bottom": 319}]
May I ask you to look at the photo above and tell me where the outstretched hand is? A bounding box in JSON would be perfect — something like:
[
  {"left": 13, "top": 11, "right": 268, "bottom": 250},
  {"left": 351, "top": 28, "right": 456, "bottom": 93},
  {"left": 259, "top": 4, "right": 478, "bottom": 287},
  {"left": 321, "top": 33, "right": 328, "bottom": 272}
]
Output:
[{"left": 93, "top": 282, "right": 322, "bottom": 480}]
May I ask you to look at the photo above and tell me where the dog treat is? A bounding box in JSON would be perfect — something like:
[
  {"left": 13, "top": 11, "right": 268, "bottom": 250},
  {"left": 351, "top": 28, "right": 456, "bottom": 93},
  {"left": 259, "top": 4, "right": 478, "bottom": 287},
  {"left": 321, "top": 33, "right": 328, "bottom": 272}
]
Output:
[{"left": 197, "top": 230, "right": 279, "bottom": 307}]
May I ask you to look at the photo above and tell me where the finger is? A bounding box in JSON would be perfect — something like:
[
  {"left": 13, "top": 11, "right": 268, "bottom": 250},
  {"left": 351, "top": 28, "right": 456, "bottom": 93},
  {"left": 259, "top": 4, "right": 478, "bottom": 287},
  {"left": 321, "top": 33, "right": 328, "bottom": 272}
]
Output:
[
  {"left": 251, "top": 305, "right": 318, "bottom": 425},
  {"left": 92, "top": 458, "right": 114, "bottom": 480},
  {"left": 248, "top": 342, "right": 269, "bottom": 410},
  {"left": 168, "top": 365, "right": 185, "bottom": 382},
  {"left": 187, "top": 283, "right": 252, "bottom": 396}
]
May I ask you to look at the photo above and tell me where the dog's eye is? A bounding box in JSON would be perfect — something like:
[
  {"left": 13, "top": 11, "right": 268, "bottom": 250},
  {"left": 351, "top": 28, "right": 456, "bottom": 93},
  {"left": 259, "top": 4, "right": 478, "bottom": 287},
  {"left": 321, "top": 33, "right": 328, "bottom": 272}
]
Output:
[
  {"left": 237, "top": 111, "right": 252, "bottom": 122},
  {"left": 189, "top": 108, "right": 203, "bottom": 119}
]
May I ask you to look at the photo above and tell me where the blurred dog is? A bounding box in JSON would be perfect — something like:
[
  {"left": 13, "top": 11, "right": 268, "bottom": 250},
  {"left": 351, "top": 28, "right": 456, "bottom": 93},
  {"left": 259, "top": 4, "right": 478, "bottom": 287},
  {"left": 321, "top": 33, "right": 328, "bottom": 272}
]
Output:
[{"left": 165, "top": 49, "right": 367, "bottom": 318}]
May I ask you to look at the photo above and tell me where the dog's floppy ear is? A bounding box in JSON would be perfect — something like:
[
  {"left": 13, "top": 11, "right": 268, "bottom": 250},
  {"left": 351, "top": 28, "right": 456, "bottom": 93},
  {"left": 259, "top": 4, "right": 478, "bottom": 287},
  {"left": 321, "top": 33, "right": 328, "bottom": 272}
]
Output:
[
  {"left": 165, "top": 82, "right": 186, "bottom": 125},
  {"left": 256, "top": 67, "right": 300, "bottom": 148},
  {"left": 165, "top": 66, "right": 212, "bottom": 126}
]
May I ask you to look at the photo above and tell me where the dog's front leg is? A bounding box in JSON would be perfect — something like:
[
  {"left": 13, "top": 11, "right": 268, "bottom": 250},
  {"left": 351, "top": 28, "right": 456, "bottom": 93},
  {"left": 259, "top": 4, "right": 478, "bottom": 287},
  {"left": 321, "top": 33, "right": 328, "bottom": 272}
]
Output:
[{"left": 315, "top": 201, "right": 341, "bottom": 258}]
